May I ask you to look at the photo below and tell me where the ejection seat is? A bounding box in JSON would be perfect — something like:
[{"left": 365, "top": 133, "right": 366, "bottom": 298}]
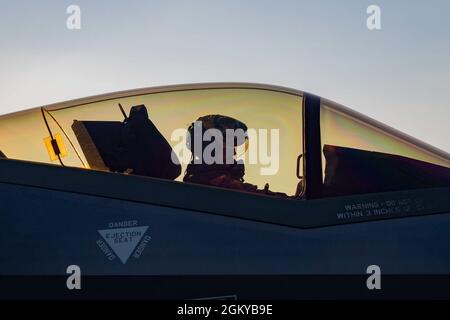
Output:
[
  {"left": 0, "top": 150, "right": 6, "bottom": 158},
  {"left": 71, "top": 104, "right": 181, "bottom": 180}
]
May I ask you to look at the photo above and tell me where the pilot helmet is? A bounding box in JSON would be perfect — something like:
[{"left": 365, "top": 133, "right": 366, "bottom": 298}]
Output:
[{"left": 186, "top": 114, "right": 249, "bottom": 157}]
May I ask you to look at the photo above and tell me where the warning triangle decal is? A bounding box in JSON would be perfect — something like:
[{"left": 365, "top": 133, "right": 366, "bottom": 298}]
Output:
[{"left": 98, "top": 226, "right": 149, "bottom": 264}]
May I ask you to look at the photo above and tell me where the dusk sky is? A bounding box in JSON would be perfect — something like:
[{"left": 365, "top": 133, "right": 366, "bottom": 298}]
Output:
[{"left": 0, "top": 0, "right": 449, "bottom": 151}]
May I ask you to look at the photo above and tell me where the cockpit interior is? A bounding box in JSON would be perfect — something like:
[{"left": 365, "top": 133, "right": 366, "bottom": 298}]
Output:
[{"left": 0, "top": 86, "right": 449, "bottom": 199}]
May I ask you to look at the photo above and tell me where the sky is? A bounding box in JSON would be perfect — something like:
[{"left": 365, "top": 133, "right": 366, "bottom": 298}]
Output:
[{"left": 0, "top": 0, "right": 449, "bottom": 152}]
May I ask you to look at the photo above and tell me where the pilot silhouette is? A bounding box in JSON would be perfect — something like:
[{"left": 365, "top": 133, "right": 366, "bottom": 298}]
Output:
[{"left": 183, "top": 114, "right": 287, "bottom": 197}]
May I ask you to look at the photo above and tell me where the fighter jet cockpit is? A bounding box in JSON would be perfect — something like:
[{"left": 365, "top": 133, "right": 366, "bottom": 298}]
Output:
[{"left": 0, "top": 85, "right": 449, "bottom": 201}]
